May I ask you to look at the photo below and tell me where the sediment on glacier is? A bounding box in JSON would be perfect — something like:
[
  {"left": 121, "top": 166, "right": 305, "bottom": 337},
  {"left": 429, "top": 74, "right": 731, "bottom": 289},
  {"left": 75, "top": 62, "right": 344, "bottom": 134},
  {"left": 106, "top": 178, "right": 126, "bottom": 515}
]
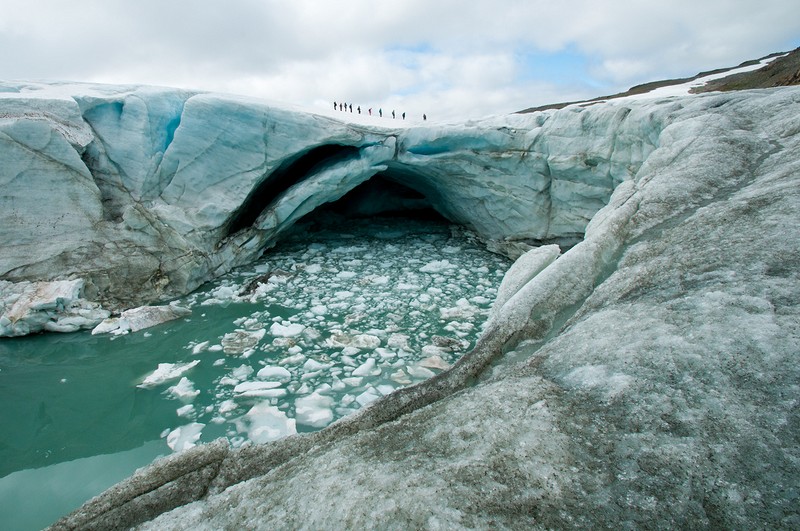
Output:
[{"left": 39, "top": 84, "right": 800, "bottom": 529}]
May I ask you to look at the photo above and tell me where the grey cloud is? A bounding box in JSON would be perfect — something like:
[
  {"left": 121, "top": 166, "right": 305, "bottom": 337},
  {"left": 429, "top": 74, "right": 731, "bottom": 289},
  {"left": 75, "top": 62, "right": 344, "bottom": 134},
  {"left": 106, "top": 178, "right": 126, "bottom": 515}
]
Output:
[{"left": 1, "top": 0, "right": 798, "bottom": 118}]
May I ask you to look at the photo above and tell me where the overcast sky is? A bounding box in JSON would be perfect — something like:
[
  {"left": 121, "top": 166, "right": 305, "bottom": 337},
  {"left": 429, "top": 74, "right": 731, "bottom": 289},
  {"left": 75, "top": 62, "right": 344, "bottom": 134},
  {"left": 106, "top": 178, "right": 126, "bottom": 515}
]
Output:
[{"left": 2, "top": 0, "right": 799, "bottom": 120}]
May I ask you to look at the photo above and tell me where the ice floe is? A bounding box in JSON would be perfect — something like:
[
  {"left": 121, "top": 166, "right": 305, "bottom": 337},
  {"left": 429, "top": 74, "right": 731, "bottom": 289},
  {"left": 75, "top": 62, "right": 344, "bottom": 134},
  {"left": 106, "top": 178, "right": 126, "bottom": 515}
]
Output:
[
  {"left": 235, "top": 402, "right": 297, "bottom": 444},
  {"left": 138, "top": 360, "right": 201, "bottom": 389},
  {"left": 166, "top": 423, "right": 204, "bottom": 451}
]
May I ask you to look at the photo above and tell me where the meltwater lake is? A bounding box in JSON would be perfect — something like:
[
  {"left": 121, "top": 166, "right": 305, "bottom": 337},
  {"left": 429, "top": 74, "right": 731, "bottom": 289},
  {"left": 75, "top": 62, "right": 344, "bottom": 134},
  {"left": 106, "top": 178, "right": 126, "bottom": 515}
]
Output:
[{"left": 0, "top": 214, "right": 511, "bottom": 530}]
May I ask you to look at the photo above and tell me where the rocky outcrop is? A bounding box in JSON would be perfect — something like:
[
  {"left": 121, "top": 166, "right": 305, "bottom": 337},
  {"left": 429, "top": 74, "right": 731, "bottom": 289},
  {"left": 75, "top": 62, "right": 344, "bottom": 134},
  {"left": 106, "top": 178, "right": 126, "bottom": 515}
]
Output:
[{"left": 47, "top": 86, "right": 800, "bottom": 529}]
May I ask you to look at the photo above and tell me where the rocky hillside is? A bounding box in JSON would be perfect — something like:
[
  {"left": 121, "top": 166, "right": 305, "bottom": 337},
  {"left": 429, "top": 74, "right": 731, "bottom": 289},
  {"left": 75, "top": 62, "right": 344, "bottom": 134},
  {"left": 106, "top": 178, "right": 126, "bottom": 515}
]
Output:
[
  {"left": 693, "top": 47, "right": 800, "bottom": 92},
  {"left": 519, "top": 47, "right": 800, "bottom": 113}
]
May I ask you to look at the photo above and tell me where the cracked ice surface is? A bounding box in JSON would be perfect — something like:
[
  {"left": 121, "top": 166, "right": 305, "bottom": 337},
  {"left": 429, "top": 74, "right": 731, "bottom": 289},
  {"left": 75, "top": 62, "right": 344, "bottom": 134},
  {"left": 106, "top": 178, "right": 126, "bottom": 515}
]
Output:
[{"left": 139, "top": 215, "right": 509, "bottom": 449}]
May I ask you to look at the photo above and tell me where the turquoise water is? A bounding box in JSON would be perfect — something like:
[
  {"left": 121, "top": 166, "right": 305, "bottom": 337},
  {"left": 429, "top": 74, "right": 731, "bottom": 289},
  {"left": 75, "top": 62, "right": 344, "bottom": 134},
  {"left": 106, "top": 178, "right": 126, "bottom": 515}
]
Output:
[{"left": 0, "top": 215, "right": 510, "bottom": 530}]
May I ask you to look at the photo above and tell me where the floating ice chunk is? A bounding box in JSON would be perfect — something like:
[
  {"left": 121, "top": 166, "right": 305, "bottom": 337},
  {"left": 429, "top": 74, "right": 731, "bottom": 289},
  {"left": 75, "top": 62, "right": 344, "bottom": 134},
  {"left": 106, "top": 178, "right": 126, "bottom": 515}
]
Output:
[
  {"left": 231, "top": 364, "right": 254, "bottom": 381},
  {"left": 168, "top": 377, "right": 200, "bottom": 401},
  {"left": 166, "top": 423, "right": 205, "bottom": 451},
  {"left": 176, "top": 404, "right": 195, "bottom": 417},
  {"left": 272, "top": 337, "right": 297, "bottom": 348},
  {"left": 341, "top": 394, "right": 356, "bottom": 406},
  {"left": 303, "top": 359, "right": 333, "bottom": 372},
  {"left": 419, "top": 354, "right": 451, "bottom": 370},
  {"left": 138, "top": 360, "right": 200, "bottom": 388},
  {"left": 369, "top": 275, "right": 390, "bottom": 285},
  {"left": 336, "top": 271, "right": 357, "bottom": 279},
  {"left": 388, "top": 334, "right": 410, "bottom": 350},
  {"left": 241, "top": 317, "right": 262, "bottom": 330},
  {"left": 270, "top": 322, "right": 305, "bottom": 337},
  {"left": 279, "top": 353, "right": 307, "bottom": 365},
  {"left": 342, "top": 377, "right": 363, "bottom": 387},
  {"left": 435, "top": 335, "right": 470, "bottom": 350},
  {"left": 256, "top": 366, "right": 292, "bottom": 381},
  {"left": 419, "top": 259, "right": 456, "bottom": 273},
  {"left": 332, "top": 245, "right": 367, "bottom": 255},
  {"left": 233, "top": 381, "right": 282, "bottom": 394},
  {"left": 310, "top": 305, "right": 328, "bottom": 315},
  {"left": 407, "top": 365, "right": 436, "bottom": 379},
  {"left": 191, "top": 340, "right": 210, "bottom": 354},
  {"left": 236, "top": 402, "right": 296, "bottom": 444},
  {"left": 352, "top": 358, "right": 380, "bottom": 377},
  {"left": 92, "top": 304, "right": 191, "bottom": 335},
  {"left": 342, "top": 347, "right": 361, "bottom": 357},
  {"left": 376, "top": 348, "right": 397, "bottom": 360},
  {"left": 218, "top": 399, "right": 238, "bottom": 414},
  {"left": 239, "top": 388, "right": 287, "bottom": 398},
  {"left": 304, "top": 263, "right": 322, "bottom": 274},
  {"left": 295, "top": 392, "right": 334, "bottom": 428},
  {"left": 422, "top": 345, "right": 448, "bottom": 358},
  {"left": 440, "top": 298, "right": 479, "bottom": 320},
  {"left": 221, "top": 329, "right": 266, "bottom": 355},
  {"left": 355, "top": 387, "right": 381, "bottom": 407},
  {"left": 390, "top": 369, "right": 412, "bottom": 385},
  {"left": 376, "top": 384, "right": 396, "bottom": 396},
  {"left": 327, "top": 334, "right": 381, "bottom": 349}
]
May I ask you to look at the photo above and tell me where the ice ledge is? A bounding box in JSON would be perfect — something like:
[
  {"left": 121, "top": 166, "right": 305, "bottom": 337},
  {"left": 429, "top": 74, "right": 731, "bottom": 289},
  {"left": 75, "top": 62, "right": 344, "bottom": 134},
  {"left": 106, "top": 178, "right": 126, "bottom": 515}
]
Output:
[{"left": 0, "top": 279, "right": 110, "bottom": 336}]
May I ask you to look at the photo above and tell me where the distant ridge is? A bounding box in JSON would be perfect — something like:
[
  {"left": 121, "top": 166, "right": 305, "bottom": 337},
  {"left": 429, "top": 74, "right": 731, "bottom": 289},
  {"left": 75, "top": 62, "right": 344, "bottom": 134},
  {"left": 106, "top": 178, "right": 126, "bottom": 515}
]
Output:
[{"left": 518, "top": 47, "right": 800, "bottom": 113}]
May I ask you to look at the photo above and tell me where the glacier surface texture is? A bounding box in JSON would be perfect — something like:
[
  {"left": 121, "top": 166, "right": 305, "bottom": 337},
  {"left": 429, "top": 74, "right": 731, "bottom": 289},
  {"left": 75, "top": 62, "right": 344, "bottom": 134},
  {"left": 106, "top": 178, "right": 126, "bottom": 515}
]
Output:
[{"left": 0, "top": 82, "right": 797, "bottom": 529}]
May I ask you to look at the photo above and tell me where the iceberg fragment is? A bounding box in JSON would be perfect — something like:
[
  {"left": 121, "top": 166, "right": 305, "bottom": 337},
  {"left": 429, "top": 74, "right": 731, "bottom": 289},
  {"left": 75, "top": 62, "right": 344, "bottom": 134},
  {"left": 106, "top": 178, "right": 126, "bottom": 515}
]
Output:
[{"left": 138, "top": 360, "right": 200, "bottom": 388}]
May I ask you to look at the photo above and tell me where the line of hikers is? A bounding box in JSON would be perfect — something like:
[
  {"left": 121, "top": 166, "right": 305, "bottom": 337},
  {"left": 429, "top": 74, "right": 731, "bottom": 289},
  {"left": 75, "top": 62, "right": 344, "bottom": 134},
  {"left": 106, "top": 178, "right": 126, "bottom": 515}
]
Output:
[{"left": 333, "top": 101, "right": 426, "bottom": 121}]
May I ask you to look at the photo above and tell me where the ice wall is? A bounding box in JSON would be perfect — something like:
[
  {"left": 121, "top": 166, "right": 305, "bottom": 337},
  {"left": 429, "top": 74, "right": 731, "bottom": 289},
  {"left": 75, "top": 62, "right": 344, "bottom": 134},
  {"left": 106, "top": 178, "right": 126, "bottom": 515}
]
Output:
[
  {"left": 49, "top": 85, "right": 800, "bottom": 530},
  {"left": 1, "top": 81, "right": 662, "bottom": 335}
]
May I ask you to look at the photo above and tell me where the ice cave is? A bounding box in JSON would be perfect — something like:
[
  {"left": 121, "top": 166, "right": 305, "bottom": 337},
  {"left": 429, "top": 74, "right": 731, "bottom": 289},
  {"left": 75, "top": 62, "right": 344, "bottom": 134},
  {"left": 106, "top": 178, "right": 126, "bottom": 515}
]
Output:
[{"left": 1, "top": 50, "right": 799, "bottom": 530}]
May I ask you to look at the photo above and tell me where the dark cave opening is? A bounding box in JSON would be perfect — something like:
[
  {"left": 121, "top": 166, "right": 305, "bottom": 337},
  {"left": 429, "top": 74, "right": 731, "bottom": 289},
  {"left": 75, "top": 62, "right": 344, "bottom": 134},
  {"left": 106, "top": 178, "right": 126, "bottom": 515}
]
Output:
[
  {"left": 315, "top": 174, "right": 446, "bottom": 221},
  {"left": 279, "top": 171, "right": 453, "bottom": 241},
  {"left": 227, "top": 144, "right": 361, "bottom": 236}
]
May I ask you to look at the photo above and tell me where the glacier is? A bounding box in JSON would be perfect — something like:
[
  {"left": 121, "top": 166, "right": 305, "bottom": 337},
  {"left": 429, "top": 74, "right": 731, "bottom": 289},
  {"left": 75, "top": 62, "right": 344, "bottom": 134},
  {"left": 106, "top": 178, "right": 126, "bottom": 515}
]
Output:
[
  {"left": 0, "top": 79, "right": 797, "bottom": 529},
  {"left": 0, "top": 81, "right": 657, "bottom": 336}
]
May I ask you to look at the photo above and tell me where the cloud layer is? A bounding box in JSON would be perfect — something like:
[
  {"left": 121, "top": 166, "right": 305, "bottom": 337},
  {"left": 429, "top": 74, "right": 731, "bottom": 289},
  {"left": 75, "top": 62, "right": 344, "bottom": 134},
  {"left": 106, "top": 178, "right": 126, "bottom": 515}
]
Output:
[{"left": 2, "top": 0, "right": 799, "bottom": 119}]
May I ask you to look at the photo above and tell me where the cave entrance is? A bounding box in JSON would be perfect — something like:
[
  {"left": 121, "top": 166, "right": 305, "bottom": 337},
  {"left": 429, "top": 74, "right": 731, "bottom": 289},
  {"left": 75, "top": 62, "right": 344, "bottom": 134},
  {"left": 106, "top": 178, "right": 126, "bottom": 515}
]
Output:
[
  {"left": 314, "top": 173, "right": 448, "bottom": 222},
  {"left": 227, "top": 144, "right": 361, "bottom": 236}
]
